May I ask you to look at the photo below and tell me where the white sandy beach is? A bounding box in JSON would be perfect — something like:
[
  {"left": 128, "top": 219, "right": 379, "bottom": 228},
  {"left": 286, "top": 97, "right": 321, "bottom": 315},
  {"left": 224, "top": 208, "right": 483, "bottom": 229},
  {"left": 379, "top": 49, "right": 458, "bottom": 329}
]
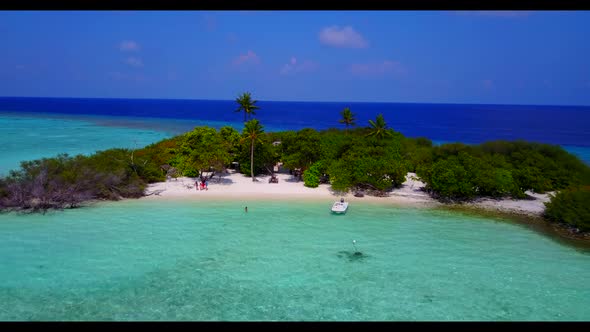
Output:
[
  {"left": 143, "top": 171, "right": 437, "bottom": 207},
  {"left": 143, "top": 171, "right": 551, "bottom": 217},
  {"left": 466, "top": 191, "right": 553, "bottom": 217}
]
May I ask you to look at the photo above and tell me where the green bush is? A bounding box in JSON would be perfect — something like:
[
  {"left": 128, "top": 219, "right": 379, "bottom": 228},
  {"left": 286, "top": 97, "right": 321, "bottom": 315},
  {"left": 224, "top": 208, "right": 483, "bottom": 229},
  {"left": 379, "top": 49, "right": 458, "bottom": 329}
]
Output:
[
  {"left": 182, "top": 166, "right": 200, "bottom": 178},
  {"left": 303, "top": 161, "right": 324, "bottom": 188},
  {"left": 327, "top": 144, "right": 406, "bottom": 193},
  {"left": 429, "top": 157, "right": 475, "bottom": 200},
  {"left": 418, "top": 140, "right": 590, "bottom": 201},
  {"left": 544, "top": 187, "right": 590, "bottom": 232},
  {"left": 303, "top": 169, "right": 319, "bottom": 188}
]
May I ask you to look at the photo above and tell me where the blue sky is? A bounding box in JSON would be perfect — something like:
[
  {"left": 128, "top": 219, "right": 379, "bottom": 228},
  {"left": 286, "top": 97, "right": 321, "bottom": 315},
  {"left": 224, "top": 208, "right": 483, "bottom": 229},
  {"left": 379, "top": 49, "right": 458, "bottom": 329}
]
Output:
[{"left": 1, "top": 10, "right": 589, "bottom": 105}]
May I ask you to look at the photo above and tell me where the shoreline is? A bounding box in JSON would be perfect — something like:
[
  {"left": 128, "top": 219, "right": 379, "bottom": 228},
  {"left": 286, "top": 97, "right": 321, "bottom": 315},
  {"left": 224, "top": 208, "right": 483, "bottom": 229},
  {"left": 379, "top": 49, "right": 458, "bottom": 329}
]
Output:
[
  {"left": 141, "top": 170, "right": 589, "bottom": 244},
  {"left": 439, "top": 204, "right": 590, "bottom": 247},
  {"left": 143, "top": 171, "right": 550, "bottom": 217},
  {"left": 141, "top": 171, "right": 440, "bottom": 207}
]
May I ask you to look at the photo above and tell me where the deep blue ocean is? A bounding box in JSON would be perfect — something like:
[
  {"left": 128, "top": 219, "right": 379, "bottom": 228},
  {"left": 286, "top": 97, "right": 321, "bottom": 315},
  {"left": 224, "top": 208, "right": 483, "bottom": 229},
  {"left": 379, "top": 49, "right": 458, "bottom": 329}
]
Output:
[{"left": 1, "top": 97, "right": 589, "bottom": 163}]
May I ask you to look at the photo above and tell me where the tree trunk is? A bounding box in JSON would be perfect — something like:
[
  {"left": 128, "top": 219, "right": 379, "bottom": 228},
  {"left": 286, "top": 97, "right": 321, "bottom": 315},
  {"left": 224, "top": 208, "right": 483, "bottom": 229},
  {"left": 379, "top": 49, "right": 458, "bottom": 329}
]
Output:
[{"left": 250, "top": 138, "right": 255, "bottom": 181}]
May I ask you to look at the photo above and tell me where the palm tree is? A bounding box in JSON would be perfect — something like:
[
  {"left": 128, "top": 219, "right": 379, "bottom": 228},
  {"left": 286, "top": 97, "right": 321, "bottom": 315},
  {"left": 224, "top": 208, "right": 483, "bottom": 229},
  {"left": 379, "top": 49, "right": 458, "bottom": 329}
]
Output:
[
  {"left": 241, "top": 119, "right": 265, "bottom": 181},
  {"left": 367, "top": 113, "right": 392, "bottom": 139},
  {"left": 235, "top": 92, "right": 260, "bottom": 122},
  {"left": 339, "top": 107, "right": 356, "bottom": 131}
]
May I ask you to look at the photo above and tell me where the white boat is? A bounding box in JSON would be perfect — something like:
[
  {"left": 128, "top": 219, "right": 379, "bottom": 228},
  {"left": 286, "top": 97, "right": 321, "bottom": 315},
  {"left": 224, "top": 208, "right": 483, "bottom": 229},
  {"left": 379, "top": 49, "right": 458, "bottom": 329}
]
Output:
[{"left": 331, "top": 200, "right": 349, "bottom": 214}]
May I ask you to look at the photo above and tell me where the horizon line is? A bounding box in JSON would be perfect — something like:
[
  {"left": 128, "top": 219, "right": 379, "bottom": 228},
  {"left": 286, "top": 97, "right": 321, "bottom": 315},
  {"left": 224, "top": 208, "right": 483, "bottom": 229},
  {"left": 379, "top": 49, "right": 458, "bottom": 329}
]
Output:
[{"left": 0, "top": 95, "right": 589, "bottom": 108}]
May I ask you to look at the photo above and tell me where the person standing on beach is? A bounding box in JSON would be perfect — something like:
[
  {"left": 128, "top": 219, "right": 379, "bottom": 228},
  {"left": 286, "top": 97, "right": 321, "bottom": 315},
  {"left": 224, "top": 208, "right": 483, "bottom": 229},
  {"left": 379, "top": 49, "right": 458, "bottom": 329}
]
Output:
[
  {"left": 205, "top": 179, "right": 209, "bottom": 190},
  {"left": 195, "top": 180, "right": 199, "bottom": 191}
]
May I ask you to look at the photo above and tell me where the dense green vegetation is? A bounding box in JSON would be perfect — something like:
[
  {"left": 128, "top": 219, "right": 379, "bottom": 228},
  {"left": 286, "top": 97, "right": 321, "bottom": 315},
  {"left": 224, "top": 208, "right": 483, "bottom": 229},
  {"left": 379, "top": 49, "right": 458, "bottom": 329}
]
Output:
[
  {"left": 544, "top": 186, "right": 590, "bottom": 232},
  {"left": 414, "top": 140, "right": 590, "bottom": 201},
  {"left": 1, "top": 92, "right": 589, "bottom": 234}
]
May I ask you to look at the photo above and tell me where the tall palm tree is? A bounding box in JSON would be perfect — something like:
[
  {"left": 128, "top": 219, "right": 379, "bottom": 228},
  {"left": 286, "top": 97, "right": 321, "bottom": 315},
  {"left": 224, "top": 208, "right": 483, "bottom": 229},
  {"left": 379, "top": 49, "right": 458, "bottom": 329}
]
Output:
[
  {"left": 367, "top": 113, "right": 392, "bottom": 139},
  {"left": 235, "top": 92, "right": 260, "bottom": 122},
  {"left": 339, "top": 107, "right": 356, "bottom": 131},
  {"left": 241, "top": 119, "right": 265, "bottom": 181}
]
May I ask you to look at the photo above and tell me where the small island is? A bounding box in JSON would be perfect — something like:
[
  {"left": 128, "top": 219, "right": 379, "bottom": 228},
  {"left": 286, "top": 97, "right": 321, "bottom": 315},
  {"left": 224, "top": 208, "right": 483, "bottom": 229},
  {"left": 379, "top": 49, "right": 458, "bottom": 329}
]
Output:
[{"left": 1, "top": 94, "right": 588, "bottom": 240}]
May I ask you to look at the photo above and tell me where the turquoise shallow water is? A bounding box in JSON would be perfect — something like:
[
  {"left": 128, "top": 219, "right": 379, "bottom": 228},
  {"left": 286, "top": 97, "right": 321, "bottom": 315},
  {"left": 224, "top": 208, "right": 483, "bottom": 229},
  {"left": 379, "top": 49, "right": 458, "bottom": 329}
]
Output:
[
  {"left": 0, "top": 114, "right": 171, "bottom": 176},
  {"left": 0, "top": 113, "right": 296, "bottom": 176},
  {"left": 1, "top": 112, "right": 589, "bottom": 320},
  {"left": 0, "top": 199, "right": 588, "bottom": 321}
]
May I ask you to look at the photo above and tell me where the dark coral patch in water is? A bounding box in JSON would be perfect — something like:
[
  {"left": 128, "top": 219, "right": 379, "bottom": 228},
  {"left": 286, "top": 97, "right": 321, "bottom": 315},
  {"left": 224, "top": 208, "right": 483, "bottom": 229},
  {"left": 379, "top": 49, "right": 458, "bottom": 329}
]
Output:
[{"left": 337, "top": 250, "right": 369, "bottom": 262}]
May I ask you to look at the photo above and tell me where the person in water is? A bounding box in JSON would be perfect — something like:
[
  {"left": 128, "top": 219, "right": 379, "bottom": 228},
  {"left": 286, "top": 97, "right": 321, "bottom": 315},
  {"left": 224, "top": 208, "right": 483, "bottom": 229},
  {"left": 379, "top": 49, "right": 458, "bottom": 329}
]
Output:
[
  {"left": 340, "top": 198, "right": 344, "bottom": 203},
  {"left": 245, "top": 206, "right": 248, "bottom": 213}
]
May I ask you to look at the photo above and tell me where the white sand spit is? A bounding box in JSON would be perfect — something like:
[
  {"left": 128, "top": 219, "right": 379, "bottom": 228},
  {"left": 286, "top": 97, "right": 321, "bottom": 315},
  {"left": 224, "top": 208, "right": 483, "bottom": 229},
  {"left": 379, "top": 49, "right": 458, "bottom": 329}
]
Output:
[{"left": 467, "top": 191, "right": 553, "bottom": 217}]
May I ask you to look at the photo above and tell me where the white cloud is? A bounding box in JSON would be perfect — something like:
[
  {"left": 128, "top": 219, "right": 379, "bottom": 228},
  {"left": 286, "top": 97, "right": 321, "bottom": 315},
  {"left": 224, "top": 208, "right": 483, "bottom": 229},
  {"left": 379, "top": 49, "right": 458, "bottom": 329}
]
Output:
[
  {"left": 319, "top": 26, "right": 369, "bottom": 49},
  {"left": 119, "top": 40, "right": 140, "bottom": 52},
  {"left": 280, "top": 57, "right": 318, "bottom": 75},
  {"left": 232, "top": 50, "right": 261, "bottom": 66}
]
